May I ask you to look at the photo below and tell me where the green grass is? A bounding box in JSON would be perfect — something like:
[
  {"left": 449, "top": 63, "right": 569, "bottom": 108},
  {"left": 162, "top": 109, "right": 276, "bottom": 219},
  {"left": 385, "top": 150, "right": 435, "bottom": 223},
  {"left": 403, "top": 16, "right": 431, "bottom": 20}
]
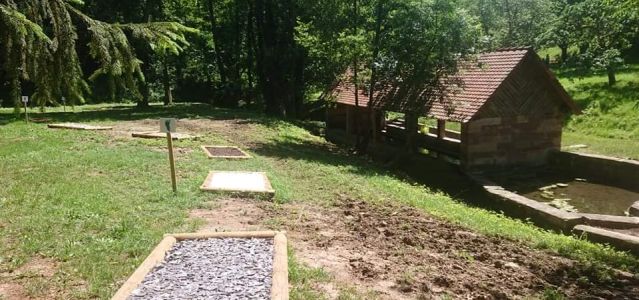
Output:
[
  {"left": 556, "top": 63, "right": 639, "bottom": 159},
  {"left": 1, "top": 103, "right": 638, "bottom": 299}
]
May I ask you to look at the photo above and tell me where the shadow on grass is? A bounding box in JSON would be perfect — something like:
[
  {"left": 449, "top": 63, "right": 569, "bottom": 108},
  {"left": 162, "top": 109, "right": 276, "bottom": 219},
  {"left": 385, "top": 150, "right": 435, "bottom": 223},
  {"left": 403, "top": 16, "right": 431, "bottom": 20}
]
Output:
[
  {"left": 251, "top": 135, "right": 495, "bottom": 208},
  {"left": 568, "top": 81, "right": 639, "bottom": 109},
  {"left": 0, "top": 103, "right": 285, "bottom": 128}
]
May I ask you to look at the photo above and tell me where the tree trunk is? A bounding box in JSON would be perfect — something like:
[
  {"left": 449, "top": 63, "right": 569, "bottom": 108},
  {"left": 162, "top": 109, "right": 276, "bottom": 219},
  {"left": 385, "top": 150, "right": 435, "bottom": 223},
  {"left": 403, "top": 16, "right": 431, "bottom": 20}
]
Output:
[
  {"left": 246, "top": 0, "right": 255, "bottom": 105},
  {"left": 559, "top": 44, "right": 568, "bottom": 63},
  {"left": 368, "top": 0, "right": 386, "bottom": 143},
  {"left": 352, "top": 0, "right": 362, "bottom": 150},
  {"left": 138, "top": 82, "right": 150, "bottom": 108},
  {"left": 206, "top": 0, "right": 227, "bottom": 85},
  {"left": 163, "top": 56, "right": 173, "bottom": 106},
  {"left": 608, "top": 67, "right": 616, "bottom": 86}
]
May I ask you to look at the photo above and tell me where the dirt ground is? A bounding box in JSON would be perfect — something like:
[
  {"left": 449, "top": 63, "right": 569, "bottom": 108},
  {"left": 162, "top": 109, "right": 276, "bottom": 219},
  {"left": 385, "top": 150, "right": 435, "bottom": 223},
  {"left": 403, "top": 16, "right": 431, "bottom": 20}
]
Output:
[
  {"left": 0, "top": 256, "right": 86, "bottom": 300},
  {"left": 190, "top": 196, "right": 639, "bottom": 299},
  {"left": 20, "top": 117, "right": 639, "bottom": 299}
]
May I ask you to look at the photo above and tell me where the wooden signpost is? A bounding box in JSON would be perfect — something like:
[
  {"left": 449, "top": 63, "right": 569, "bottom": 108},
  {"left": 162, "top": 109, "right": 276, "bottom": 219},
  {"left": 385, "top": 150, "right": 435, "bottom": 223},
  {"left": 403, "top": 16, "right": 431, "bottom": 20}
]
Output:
[
  {"left": 21, "top": 96, "right": 29, "bottom": 123},
  {"left": 160, "top": 118, "right": 178, "bottom": 193}
]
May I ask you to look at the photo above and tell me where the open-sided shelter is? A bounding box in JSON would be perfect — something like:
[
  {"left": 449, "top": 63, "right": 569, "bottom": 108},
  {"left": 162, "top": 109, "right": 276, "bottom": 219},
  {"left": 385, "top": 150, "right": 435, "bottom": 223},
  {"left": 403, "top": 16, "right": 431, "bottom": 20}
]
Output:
[{"left": 327, "top": 48, "right": 580, "bottom": 169}]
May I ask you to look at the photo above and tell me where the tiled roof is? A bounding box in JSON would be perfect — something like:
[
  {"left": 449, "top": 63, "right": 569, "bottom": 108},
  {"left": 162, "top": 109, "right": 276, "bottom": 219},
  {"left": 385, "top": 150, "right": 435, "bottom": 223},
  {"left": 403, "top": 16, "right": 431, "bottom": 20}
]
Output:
[
  {"left": 427, "top": 48, "right": 530, "bottom": 122},
  {"left": 331, "top": 48, "right": 576, "bottom": 122},
  {"left": 331, "top": 77, "right": 371, "bottom": 108}
]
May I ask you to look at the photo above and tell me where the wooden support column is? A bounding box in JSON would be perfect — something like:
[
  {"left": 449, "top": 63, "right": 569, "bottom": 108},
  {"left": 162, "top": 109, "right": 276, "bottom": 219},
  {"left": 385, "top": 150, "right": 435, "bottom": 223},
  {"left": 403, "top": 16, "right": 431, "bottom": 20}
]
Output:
[
  {"left": 370, "top": 109, "right": 378, "bottom": 142},
  {"left": 437, "top": 119, "right": 446, "bottom": 139},
  {"left": 345, "top": 106, "right": 352, "bottom": 134}
]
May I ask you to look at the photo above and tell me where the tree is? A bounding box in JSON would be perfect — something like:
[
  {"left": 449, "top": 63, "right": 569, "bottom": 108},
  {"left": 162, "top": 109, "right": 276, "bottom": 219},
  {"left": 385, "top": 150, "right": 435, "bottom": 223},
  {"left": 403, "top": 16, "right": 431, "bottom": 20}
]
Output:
[
  {"left": 461, "top": 0, "right": 553, "bottom": 49},
  {"left": 374, "top": 0, "right": 478, "bottom": 151},
  {"left": 574, "top": 0, "right": 638, "bottom": 85},
  {"left": 0, "top": 0, "right": 193, "bottom": 109},
  {"left": 538, "top": 0, "right": 581, "bottom": 63}
]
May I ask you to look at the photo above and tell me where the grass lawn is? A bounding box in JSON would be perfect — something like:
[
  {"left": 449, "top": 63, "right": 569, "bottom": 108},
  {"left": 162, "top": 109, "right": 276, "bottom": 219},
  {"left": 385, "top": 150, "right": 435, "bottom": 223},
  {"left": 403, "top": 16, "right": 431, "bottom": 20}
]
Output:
[
  {"left": 556, "top": 63, "right": 639, "bottom": 159},
  {"left": 1, "top": 103, "right": 638, "bottom": 299}
]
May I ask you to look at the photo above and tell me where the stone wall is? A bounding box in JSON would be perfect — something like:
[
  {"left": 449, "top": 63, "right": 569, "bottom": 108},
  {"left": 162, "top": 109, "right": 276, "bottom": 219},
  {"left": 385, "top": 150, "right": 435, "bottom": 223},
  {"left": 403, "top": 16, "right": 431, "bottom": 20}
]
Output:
[
  {"left": 461, "top": 116, "right": 563, "bottom": 169},
  {"left": 548, "top": 151, "right": 639, "bottom": 192}
]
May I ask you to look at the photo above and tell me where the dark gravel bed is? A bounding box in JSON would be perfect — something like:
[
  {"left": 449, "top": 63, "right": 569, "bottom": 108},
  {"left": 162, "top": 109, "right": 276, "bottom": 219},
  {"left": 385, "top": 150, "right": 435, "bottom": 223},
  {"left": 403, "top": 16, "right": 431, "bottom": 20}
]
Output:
[
  {"left": 205, "top": 147, "right": 248, "bottom": 157},
  {"left": 129, "top": 238, "right": 274, "bottom": 300}
]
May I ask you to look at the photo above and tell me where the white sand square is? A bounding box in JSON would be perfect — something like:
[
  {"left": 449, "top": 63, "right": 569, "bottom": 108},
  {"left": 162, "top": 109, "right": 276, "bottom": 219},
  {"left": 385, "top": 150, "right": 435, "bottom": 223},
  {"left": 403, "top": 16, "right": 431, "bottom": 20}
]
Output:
[{"left": 200, "top": 171, "right": 274, "bottom": 194}]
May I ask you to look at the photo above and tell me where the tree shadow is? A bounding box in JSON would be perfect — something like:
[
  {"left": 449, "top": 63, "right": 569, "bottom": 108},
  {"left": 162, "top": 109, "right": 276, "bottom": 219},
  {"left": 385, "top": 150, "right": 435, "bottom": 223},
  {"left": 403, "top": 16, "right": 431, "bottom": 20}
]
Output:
[
  {"left": 569, "top": 81, "right": 639, "bottom": 109},
  {"left": 0, "top": 103, "right": 283, "bottom": 127},
  {"left": 251, "top": 135, "right": 495, "bottom": 208}
]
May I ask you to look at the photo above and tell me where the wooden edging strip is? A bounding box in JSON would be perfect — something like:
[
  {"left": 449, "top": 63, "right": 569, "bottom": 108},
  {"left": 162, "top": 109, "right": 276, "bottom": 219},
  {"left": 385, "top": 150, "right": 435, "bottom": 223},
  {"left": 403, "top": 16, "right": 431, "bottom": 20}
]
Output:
[
  {"left": 111, "top": 236, "right": 177, "bottom": 300},
  {"left": 169, "top": 231, "right": 278, "bottom": 240},
  {"left": 47, "top": 123, "right": 112, "bottom": 130},
  {"left": 271, "top": 232, "right": 289, "bottom": 300}
]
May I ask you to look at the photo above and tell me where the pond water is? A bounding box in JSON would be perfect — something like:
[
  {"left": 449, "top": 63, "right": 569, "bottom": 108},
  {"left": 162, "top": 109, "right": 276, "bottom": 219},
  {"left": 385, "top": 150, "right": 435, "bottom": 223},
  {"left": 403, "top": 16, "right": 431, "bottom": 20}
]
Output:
[
  {"left": 490, "top": 171, "right": 639, "bottom": 216},
  {"left": 522, "top": 181, "right": 638, "bottom": 216}
]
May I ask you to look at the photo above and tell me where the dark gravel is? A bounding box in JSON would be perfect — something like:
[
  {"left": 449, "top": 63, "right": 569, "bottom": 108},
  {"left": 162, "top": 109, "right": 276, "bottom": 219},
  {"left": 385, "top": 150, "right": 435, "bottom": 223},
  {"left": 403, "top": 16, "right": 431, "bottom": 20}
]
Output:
[
  {"left": 205, "top": 147, "right": 248, "bottom": 157},
  {"left": 128, "top": 238, "right": 274, "bottom": 300}
]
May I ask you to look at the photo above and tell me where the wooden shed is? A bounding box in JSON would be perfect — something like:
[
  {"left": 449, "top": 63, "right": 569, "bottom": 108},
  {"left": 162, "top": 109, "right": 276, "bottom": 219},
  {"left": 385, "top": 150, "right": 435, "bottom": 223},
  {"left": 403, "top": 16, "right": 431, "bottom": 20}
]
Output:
[
  {"left": 327, "top": 48, "right": 580, "bottom": 169},
  {"left": 325, "top": 73, "right": 385, "bottom": 138}
]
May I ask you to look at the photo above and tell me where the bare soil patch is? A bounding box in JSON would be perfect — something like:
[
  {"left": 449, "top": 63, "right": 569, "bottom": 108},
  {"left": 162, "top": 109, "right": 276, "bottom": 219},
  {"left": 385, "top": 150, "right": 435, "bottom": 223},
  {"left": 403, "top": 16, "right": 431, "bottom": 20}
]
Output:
[
  {"left": 189, "top": 198, "right": 266, "bottom": 233},
  {"left": 202, "top": 146, "right": 249, "bottom": 158},
  {"left": 0, "top": 257, "right": 85, "bottom": 300},
  {"left": 106, "top": 118, "right": 255, "bottom": 144},
  {"left": 192, "top": 196, "right": 639, "bottom": 299}
]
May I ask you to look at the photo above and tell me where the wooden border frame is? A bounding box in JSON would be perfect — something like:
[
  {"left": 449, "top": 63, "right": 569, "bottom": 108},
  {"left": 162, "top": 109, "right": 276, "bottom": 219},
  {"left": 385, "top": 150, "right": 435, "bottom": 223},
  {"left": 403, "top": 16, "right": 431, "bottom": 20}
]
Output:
[
  {"left": 47, "top": 123, "right": 112, "bottom": 131},
  {"left": 111, "top": 231, "right": 289, "bottom": 300},
  {"left": 201, "top": 145, "right": 252, "bottom": 159},
  {"left": 200, "top": 171, "right": 275, "bottom": 195},
  {"left": 131, "top": 132, "right": 197, "bottom": 140}
]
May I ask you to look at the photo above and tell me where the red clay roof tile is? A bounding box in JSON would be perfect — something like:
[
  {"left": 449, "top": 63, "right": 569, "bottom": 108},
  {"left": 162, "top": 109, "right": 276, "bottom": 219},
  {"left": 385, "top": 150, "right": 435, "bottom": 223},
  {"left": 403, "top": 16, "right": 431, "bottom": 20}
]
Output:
[{"left": 331, "top": 48, "right": 577, "bottom": 122}]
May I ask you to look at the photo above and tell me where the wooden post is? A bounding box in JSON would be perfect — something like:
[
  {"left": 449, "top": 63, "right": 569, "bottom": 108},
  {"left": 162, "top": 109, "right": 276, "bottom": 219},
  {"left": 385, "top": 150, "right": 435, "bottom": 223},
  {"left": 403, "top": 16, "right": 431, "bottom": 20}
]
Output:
[
  {"left": 370, "top": 110, "right": 378, "bottom": 142},
  {"left": 345, "top": 106, "right": 352, "bottom": 134},
  {"left": 167, "top": 132, "right": 177, "bottom": 193},
  {"left": 24, "top": 101, "right": 28, "bottom": 123},
  {"left": 437, "top": 119, "right": 446, "bottom": 139},
  {"left": 21, "top": 96, "right": 29, "bottom": 123}
]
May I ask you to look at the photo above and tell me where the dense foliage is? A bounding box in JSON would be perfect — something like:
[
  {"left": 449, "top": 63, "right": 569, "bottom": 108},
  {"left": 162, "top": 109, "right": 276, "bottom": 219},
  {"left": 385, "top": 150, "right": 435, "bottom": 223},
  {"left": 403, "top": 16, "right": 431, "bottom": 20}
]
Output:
[
  {"left": 1, "top": 0, "right": 638, "bottom": 113},
  {"left": 0, "top": 0, "right": 194, "bottom": 110}
]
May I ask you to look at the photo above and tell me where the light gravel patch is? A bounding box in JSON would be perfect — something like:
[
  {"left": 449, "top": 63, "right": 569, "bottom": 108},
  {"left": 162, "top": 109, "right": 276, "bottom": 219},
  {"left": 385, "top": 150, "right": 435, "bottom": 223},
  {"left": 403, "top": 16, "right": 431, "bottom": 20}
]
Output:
[{"left": 129, "top": 238, "right": 274, "bottom": 300}]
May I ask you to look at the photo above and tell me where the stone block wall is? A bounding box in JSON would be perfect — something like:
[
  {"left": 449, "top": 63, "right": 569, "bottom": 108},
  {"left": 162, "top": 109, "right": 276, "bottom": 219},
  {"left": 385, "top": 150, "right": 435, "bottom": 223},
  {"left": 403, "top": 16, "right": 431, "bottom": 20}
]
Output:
[
  {"left": 548, "top": 151, "right": 639, "bottom": 192},
  {"left": 461, "top": 116, "right": 563, "bottom": 169}
]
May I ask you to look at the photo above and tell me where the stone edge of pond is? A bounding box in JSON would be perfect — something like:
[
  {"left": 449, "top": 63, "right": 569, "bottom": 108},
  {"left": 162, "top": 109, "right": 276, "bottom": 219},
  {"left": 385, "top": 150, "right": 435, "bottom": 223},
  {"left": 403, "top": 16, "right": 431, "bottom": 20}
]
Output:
[
  {"left": 573, "top": 225, "right": 639, "bottom": 256},
  {"left": 467, "top": 172, "right": 639, "bottom": 254},
  {"left": 111, "top": 231, "right": 289, "bottom": 300}
]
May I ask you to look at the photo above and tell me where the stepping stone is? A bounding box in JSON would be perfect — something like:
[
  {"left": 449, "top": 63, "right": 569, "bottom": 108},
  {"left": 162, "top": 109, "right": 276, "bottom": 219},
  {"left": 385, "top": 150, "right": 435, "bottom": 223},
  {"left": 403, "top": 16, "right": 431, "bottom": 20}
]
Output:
[
  {"left": 48, "top": 122, "right": 112, "bottom": 130},
  {"left": 131, "top": 131, "right": 197, "bottom": 140},
  {"left": 201, "top": 146, "right": 251, "bottom": 159},
  {"left": 200, "top": 171, "right": 275, "bottom": 195}
]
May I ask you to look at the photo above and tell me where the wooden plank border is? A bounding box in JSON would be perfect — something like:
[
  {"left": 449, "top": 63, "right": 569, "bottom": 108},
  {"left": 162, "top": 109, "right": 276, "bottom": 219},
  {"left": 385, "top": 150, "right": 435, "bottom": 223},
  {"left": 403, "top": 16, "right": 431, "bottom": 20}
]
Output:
[
  {"left": 200, "top": 171, "right": 275, "bottom": 195},
  {"left": 111, "top": 236, "right": 178, "bottom": 300},
  {"left": 201, "top": 145, "right": 252, "bottom": 159},
  {"left": 131, "top": 132, "right": 197, "bottom": 140},
  {"left": 47, "top": 123, "right": 113, "bottom": 130},
  {"left": 111, "top": 231, "right": 289, "bottom": 300}
]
